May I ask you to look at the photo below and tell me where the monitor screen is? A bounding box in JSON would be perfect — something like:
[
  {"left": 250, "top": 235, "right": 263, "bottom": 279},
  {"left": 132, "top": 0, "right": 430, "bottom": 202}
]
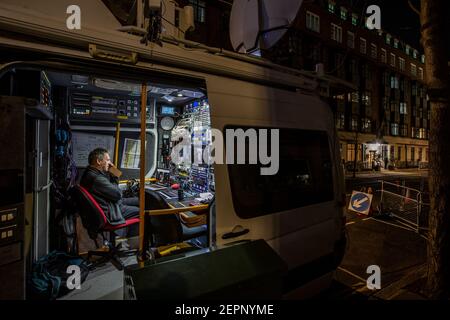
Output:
[{"left": 161, "top": 106, "right": 175, "bottom": 115}]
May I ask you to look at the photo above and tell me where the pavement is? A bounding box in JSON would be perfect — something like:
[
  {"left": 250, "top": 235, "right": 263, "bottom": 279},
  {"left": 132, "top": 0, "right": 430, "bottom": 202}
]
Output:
[{"left": 317, "top": 169, "right": 430, "bottom": 300}]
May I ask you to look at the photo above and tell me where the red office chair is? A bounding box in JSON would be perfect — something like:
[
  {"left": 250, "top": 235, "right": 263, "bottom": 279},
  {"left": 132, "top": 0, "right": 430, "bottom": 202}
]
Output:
[{"left": 72, "top": 185, "right": 140, "bottom": 271}]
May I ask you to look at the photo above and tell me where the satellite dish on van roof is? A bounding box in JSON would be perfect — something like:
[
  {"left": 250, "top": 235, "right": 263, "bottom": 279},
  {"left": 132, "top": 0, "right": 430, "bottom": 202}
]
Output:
[{"left": 229, "top": 0, "right": 303, "bottom": 53}]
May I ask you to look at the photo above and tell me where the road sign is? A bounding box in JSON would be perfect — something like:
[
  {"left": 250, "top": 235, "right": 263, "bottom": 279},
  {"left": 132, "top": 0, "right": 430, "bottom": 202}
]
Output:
[{"left": 348, "top": 191, "right": 373, "bottom": 215}]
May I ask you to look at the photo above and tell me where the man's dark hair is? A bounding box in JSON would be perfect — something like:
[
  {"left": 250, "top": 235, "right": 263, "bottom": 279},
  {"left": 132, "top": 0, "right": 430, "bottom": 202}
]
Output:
[{"left": 88, "top": 148, "right": 109, "bottom": 165}]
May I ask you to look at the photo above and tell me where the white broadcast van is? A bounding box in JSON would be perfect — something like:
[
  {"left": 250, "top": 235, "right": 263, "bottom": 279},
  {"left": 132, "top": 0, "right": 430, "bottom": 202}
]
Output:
[{"left": 0, "top": 0, "right": 346, "bottom": 300}]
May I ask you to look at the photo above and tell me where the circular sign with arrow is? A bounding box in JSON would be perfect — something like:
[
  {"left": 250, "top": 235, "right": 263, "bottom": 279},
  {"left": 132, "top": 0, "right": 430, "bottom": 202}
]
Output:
[{"left": 348, "top": 191, "right": 373, "bottom": 215}]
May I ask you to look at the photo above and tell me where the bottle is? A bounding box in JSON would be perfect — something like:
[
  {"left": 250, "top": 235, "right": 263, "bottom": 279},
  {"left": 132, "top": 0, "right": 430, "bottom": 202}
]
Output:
[{"left": 178, "top": 189, "right": 184, "bottom": 201}]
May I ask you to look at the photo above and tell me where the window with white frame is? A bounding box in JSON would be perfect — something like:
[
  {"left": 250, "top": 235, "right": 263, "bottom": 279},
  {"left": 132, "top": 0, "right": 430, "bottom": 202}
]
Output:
[
  {"left": 360, "top": 38, "right": 366, "bottom": 54},
  {"left": 331, "top": 23, "right": 342, "bottom": 42},
  {"left": 347, "top": 31, "right": 355, "bottom": 48},
  {"left": 381, "top": 48, "right": 387, "bottom": 63},
  {"left": 306, "top": 11, "right": 320, "bottom": 33},
  {"left": 394, "top": 39, "right": 399, "bottom": 48},
  {"left": 399, "top": 57, "right": 405, "bottom": 71},
  {"left": 411, "top": 63, "right": 417, "bottom": 76},
  {"left": 370, "top": 43, "right": 377, "bottom": 59},
  {"left": 405, "top": 45, "right": 410, "bottom": 56},
  {"left": 413, "top": 50, "right": 418, "bottom": 59},
  {"left": 400, "top": 102, "right": 407, "bottom": 114},
  {"left": 386, "top": 33, "right": 392, "bottom": 45},
  {"left": 391, "top": 123, "right": 399, "bottom": 136},
  {"left": 390, "top": 53, "right": 396, "bottom": 67}
]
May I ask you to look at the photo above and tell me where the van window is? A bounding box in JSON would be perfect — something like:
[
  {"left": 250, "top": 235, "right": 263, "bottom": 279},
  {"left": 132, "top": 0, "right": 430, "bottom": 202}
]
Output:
[{"left": 227, "top": 127, "right": 334, "bottom": 218}]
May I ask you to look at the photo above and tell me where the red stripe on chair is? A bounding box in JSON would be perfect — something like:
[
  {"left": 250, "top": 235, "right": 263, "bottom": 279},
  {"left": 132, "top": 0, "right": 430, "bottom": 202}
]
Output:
[
  {"left": 78, "top": 185, "right": 108, "bottom": 225},
  {"left": 104, "top": 218, "right": 140, "bottom": 231}
]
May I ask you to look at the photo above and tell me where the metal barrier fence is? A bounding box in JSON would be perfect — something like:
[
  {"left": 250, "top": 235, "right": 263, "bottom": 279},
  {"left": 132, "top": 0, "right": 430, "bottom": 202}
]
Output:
[{"left": 378, "top": 181, "right": 423, "bottom": 232}]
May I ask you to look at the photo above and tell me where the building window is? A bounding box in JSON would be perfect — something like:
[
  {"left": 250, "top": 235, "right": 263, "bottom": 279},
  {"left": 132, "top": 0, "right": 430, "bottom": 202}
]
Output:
[
  {"left": 421, "top": 54, "right": 425, "bottom": 64},
  {"left": 390, "top": 76, "right": 399, "bottom": 89},
  {"left": 418, "top": 67, "right": 424, "bottom": 80},
  {"left": 328, "top": 1, "right": 336, "bottom": 13},
  {"left": 370, "top": 44, "right": 377, "bottom": 59},
  {"left": 340, "top": 7, "right": 347, "bottom": 20},
  {"left": 400, "top": 124, "right": 408, "bottom": 137},
  {"left": 331, "top": 23, "right": 342, "bottom": 43},
  {"left": 394, "top": 39, "right": 399, "bottom": 48},
  {"left": 386, "top": 33, "right": 392, "bottom": 45},
  {"left": 351, "top": 117, "right": 358, "bottom": 131},
  {"left": 335, "top": 112, "right": 345, "bottom": 129},
  {"left": 391, "top": 123, "right": 399, "bottom": 136},
  {"left": 413, "top": 50, "right": 418, "bottom": 59},
  {"left": 347, "top": 31, "right": 355, "bottom": 48},
  {"left": 397, "top": 146, "right": 402, "bottom": 160},
  {"left": 351, "top": 13, "right": 358, "bottom": 26},
  {"left": 306, "top": 11, "right": 320, "bottom": 33},
  {"left": 399, "top": 57, "right": 405, "bottom": 71},
  {"left": 362, "top": 118, "right": 372, "bottom": 133},
  {"left": 189, "top": 0, "right": 206, "bottom": 23},
  {"left": 419, "top": 128, "right": 426, "bottom": 139},
  {"left": 390, "top": 53, "right": 396, "bottom": 67},
  {"left": 347, "top": 144, "right": 355, "bottom": 162},
  {"left": 411, "top": 63, "right": 417, "bottom": 76},
  {"left": 405, "top": 45, "right": 410, "bottom": 56},
  {"left": 362, "top": 91, "right": 371, "bottom": 106},
  {"left": 400, "top": 102, "right": 407, "bottom": 114},
  {"left": 360, "top": 38, "right": 366, "bottom": 54},
  {"left": 381, "top": 48, "right": 387, "bottom": 63}
]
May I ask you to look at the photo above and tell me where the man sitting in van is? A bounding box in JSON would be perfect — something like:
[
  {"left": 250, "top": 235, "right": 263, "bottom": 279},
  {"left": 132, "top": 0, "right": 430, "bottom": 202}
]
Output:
[{"left": 80, "top": 148, "right": 140, "bottom": 226}]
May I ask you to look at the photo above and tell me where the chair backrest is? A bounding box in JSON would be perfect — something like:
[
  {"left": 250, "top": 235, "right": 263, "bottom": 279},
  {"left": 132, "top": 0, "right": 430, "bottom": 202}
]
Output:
[
  {"left": 145, "top": 190, "right": 182, "bottom": 247},
  {"left": 71, "top": 185, "right": 107, "bottom": 239}
]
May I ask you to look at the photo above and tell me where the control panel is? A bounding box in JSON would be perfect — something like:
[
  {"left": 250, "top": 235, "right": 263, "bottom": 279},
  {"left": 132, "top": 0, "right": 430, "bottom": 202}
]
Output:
[
  {"left": 70, "top": 90, "right": 155, "bottom": 124},
  {"left": 0, "top": 207, "right": 20, "bottom": 248}
]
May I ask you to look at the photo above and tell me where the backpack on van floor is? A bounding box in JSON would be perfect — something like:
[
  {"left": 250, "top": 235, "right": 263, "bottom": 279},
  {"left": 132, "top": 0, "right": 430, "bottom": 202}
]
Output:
[{"left": 29, "top": 251, "right": 90, "bottom": 300}]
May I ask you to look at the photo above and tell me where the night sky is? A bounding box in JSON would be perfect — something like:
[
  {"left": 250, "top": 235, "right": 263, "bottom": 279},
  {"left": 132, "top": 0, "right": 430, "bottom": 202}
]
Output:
[{"left": 363, "top": 0, "right": 450, "bottom": 55}]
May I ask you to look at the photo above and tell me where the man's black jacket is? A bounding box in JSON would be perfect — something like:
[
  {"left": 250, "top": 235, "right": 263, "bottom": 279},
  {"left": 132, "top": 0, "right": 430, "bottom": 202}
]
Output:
[{"left": 80, "top": 166, "right": 125, "bottom": 225}]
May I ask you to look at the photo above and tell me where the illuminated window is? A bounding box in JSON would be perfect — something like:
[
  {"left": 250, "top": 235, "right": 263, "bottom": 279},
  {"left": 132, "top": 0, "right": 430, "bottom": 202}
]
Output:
[
  {"left": 351, "top": 13, "right": 358, "bottom": 26},
  {"left": 328, "top": 1, "right": 336, "bottom": 13},
  {"left": 386, "top": 34, "right": 392, "bottom": 45},
  {"left": 393, "top": 39, "right": 399, "bottom": 48}
]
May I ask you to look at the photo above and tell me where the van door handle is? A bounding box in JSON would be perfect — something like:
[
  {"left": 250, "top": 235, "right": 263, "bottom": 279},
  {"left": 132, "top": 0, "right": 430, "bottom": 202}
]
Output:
[{"left": 222, "top": 226, "right": 249, "bottom": 240}]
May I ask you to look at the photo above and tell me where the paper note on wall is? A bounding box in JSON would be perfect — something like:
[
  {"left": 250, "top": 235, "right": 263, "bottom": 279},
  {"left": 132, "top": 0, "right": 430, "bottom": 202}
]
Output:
[
  {"left": 121, "top": 138, "right": 146, "bottom": 169},
  {"left": 72, "top": 132, "right": 115, "bottom": 167}
]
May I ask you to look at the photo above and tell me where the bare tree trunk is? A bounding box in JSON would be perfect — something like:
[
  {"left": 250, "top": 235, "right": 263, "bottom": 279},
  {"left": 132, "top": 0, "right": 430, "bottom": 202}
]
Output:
[{"left": 421, "top": 0, "right": 450, "bottom": 299}]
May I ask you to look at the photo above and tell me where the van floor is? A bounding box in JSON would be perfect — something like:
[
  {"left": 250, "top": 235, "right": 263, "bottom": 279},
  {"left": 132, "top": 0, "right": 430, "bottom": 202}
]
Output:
[{"left": 58, "top": 254, "right": 137, "bottom": 300}]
